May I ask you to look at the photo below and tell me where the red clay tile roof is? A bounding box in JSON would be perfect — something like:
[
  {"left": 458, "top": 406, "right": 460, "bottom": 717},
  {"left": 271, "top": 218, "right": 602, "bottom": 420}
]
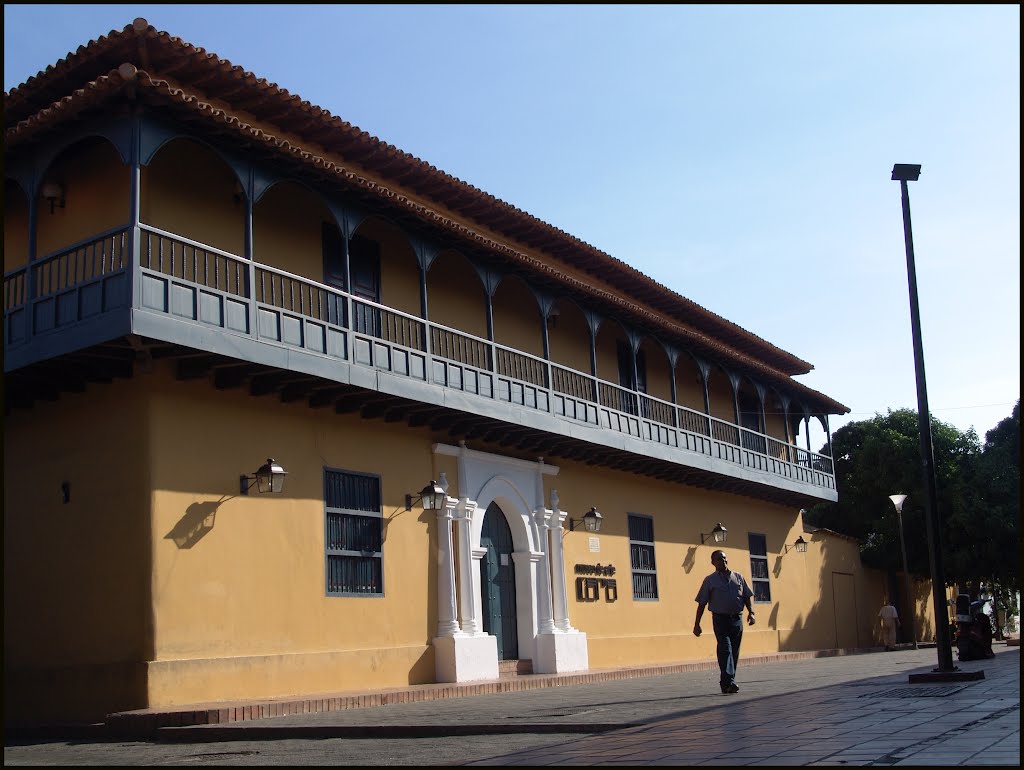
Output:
[{"left": 3, "top": 18, "right": 850, "bottom": 415}]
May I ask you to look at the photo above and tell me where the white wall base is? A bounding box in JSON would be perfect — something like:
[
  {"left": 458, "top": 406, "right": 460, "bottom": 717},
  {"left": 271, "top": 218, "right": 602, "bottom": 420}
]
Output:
[
  {"left": 433, "top": 634, "right": 499, "bottom": 683},
  {"left": 533, "top": 630, "right": 589, "bottom": 674}
]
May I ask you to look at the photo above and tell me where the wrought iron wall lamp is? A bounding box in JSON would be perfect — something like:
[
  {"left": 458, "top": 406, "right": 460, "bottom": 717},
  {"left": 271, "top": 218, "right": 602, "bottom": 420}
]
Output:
[
  {"left": 785, "top": 535, "right": 808, "bottom": 553},
  {"left": 239, "top": 458, "right": 287, "bottom": 495},
  {"left": 700, "top": 522, "right": 727, "bottom": 544},
  {"left": 406, "top": 480, "right": 445, "bottom": 512},
  {"left": 568, "top": 507, "right": 603, "bottom": 533},
  {"left": 41, "top": 182, "right": 65, "bottom": 214}
]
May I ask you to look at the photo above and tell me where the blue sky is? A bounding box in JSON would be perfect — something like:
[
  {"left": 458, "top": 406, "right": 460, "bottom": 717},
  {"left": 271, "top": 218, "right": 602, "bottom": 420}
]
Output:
[{"left": 5, "top": 5, "right": 1020, "bottom": 450}]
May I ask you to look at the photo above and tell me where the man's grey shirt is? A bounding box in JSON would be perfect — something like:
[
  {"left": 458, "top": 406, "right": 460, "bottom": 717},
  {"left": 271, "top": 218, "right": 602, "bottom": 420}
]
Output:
[{"left": 695, "top": 569, "right": 753, "bottom": 614}]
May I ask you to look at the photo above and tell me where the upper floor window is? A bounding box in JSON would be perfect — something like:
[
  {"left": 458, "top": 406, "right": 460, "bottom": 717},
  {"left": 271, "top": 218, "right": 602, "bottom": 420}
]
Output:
[
  {"left": 748, "top": 533, "right": 771, "bottom": 602},
  {"left": 325, "top": 468, "right": 383, "bottom": 596},
  {"left": 628, "top": 514, "right": 658, "bottom": 601}
]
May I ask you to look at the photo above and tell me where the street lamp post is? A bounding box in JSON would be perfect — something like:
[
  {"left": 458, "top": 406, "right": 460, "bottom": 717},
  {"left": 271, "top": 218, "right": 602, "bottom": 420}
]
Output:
[
  {"left": 890, "top": 163, "right": 958, "bottom": 675},
  {"left": 888, "top": 494, "right": 918, "bottom": 649}
]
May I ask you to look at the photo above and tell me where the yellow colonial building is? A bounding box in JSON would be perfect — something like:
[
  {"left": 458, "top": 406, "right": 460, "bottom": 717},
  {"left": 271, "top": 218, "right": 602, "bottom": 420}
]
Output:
[{"left": 3, "top": 18, "right": 938, "bottom": 724}]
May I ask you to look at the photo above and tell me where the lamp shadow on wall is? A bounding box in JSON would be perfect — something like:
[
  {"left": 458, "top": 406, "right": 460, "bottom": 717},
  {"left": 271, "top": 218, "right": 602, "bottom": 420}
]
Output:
[
  {"left": 381, "top": 506, "right": 430, "bottom": 544},
  {"left": 682, "top": 546, "right": 697, "bottom": 574},
  {"left": 165, "top": 500, "right": 225, "bottom": 549}
]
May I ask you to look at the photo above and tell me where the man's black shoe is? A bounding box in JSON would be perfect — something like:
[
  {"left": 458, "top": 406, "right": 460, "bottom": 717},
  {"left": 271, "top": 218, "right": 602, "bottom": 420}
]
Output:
[{"left": 725, "top": 683, "right": 739, "bottom": 693}]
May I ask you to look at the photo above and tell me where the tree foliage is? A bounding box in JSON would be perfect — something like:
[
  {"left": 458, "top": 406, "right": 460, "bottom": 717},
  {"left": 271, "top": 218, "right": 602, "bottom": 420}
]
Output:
[
  {"left": 956, "top": 401, "right": 1020, "bottom": 597},
  {"left": 804, "top": 402, "right": 1019, "bottom": 596}
]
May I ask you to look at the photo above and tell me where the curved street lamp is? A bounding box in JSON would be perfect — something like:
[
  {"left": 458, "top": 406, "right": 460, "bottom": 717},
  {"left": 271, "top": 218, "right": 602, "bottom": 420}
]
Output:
[{"left": 888, "top": 494, "right": 918, "bottom": 649}]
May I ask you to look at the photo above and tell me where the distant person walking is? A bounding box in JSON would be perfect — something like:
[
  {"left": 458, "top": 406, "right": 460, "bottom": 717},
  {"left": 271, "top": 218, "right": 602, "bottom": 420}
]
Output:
[
  {"left": 693, "top": 550, "right": 755, "bottom": 694},
  {"left": 879, "top": 600, "right": 901, "bottom": 651}
]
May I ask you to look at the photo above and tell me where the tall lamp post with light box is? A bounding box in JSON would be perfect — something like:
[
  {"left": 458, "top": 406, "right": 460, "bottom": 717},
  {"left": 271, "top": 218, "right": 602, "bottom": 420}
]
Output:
[{"left": 891, "top": 164, "right": 978, "bottom": 681}]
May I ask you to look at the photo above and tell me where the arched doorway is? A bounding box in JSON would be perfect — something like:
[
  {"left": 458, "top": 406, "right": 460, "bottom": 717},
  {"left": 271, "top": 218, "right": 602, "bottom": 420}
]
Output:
[{"left": 479, "top": 502, "right": 519, "bottom": 660}]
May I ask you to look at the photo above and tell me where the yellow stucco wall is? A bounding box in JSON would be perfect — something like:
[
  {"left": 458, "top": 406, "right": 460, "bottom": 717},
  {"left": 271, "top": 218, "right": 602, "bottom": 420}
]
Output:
[
  {"left": 3, "top": 371, "right": 899, "bottom": 721},
  {"left": 252, "top": 181, "right": 328, "bottom": 279},
  {"left": 3, "top": 381, "right": 152, "bottom": 721},
  {"left": 4, "top": 179, "right": 29, "bottom": 271},
  {"left": 29, "top": 139, "right": 131, "bottom": 261},
  {"left": 143, "top": 365, "right": 440, "bottom": 706},
  {"left": 548, "top": 301, "right": 593, "bottom": 374},
  {"left": 594, "top": 321, "right": 628, "bottom": 385},
  {"left": 362, "top": 218, "right": 420, "bottom": 315},
  {"left": 492, "top": 276, "right": 544, "bottom": 357},
  {"left": 707, "top": 367, "right": 736, "bottom": 422},
  {"left": 143, "top": 139, "right": 244, "bottom": 256},
  {"left": 427, "top": 251, "right": 489, "bottom": 338},
  {"left": 639, "top": 339, "right": 673, "bottom": 403},
  {"left": 674, "top": 356, "right": 706, "bottom": 414},
  {"left": 764, "top": 394, "right": 789, "bottom": 443},
  {"left": 550, "top": 465, "right": 889, "bottom": 667}
]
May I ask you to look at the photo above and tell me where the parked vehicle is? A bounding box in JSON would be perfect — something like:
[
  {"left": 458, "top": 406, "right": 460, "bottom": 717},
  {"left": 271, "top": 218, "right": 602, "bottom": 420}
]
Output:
[{"left": 955, "top": 595, "right": 996, "bottom": 661}]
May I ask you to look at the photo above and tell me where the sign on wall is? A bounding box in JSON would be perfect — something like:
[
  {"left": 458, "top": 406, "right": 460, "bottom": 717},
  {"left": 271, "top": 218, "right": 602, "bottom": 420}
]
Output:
[{"left": 574, "top": 563, "right": 617, "bottom": 603}]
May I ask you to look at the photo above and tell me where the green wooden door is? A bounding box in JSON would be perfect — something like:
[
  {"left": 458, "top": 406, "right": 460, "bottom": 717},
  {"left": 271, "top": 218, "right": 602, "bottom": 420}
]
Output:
[{"left": 480, "top": 503, "right": 518, "bottom": 660}]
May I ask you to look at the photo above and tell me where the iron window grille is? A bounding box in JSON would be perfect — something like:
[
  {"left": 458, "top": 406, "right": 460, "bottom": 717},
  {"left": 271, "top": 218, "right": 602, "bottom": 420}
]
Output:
[
  {"left": 325, "top": 468, "right": 384, "bottom": 596},
  {"left": 748, "top": 532, "right": 771, "bottom": 603},
  {"left": 628, "top": 514, "right": 659, "bottom": 601}
]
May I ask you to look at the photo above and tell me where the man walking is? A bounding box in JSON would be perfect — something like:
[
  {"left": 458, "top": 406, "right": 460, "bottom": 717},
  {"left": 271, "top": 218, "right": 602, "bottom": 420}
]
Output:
[
  {"left": 878, "top": 599, "right": 901, "bottom": 651},
  {"left": 694, "top": 550, "right": 755, "bottom": 694}
]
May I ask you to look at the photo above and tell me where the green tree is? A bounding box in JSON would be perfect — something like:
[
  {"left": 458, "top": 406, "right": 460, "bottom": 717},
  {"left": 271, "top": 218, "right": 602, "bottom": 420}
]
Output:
[
  {"left": 805, "top": 403, "right": 1019, "bottom": 612},
  {"left": 951, "top": 400, "right": 1020, "bottom": 596},
  {"left": 804, "top": 409, "right": 977, "bottom": 576}
]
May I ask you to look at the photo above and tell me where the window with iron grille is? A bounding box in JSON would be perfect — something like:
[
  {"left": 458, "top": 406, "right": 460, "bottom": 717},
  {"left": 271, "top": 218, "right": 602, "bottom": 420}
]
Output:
[
  {"left": 748, "top": 533, "right": 771, "bottom": 602},
  {"left": 325, "top": 468, "right": 383, "bottom": 596},
  {"left": 628, "top": 514, "right": 658, "bottom": 601}
]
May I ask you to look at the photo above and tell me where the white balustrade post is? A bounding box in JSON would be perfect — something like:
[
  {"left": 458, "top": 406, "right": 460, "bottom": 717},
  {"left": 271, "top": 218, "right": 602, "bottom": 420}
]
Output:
[
  {"left": 549, "top": 506, "right": 574, "bottom": 632},
  {"left": 534, "top": 506, "right": 556, "bottom": 635},
  {"left": 435, "top": 495, "right": 461, "bottom": 638},
  {"left": 454, "top": 499, "right": 483, "bottom": 634}
]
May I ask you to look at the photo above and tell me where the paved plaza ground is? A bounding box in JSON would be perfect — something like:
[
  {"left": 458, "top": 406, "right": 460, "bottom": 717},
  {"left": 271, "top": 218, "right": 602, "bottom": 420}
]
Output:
[{"left": 4, "top": 645, "right": 1018, "bottom": 766}]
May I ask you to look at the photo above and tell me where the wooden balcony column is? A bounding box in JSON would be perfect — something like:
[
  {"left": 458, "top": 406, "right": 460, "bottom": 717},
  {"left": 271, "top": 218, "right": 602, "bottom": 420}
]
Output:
[
  {"left": 584, "top": 310, "right": 601, "bottom": 403},
  {"left": 240, "top": 166, "right": 256, "bottom": 334},
  {"left": 128, "top": 111, "right": 142, "bottom": 293},
  {"left": 326, "top": 201, "right": 371, "bottom": 344},
  {"left": 778, "top": 391, "right": 795, "bottom": 463},
  {"left": 411, "top": 236, "right": 440, "bottom": 361},
  {"left": 409, "top": 236, "right": 440, "bottom": 320},
  {"left": 21, "top": 164, "right": 39, "bottom": 310},
  {"left": 665, "top": 344, "right": 681, "bottom": 428},
  {"left": 754, "top": 382, "right": 768, "bottom": 436},
  {"left": 473, "top": 263, "right": 502, "bottom": 373},
  {"left": 802, "top": 407, "right": 813, "bottom": 454},
  {"left": 625, "top": 327, "right": 643, "bottom": 417},
  {"left": 537, "top": 291, "right": 557, "bottom": 390},
  {"left": 726, "top": 368, "right": 743, "bottom": 427},
  {"left": 693, "top": 355, "right": 713, "bottom": 435}
]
